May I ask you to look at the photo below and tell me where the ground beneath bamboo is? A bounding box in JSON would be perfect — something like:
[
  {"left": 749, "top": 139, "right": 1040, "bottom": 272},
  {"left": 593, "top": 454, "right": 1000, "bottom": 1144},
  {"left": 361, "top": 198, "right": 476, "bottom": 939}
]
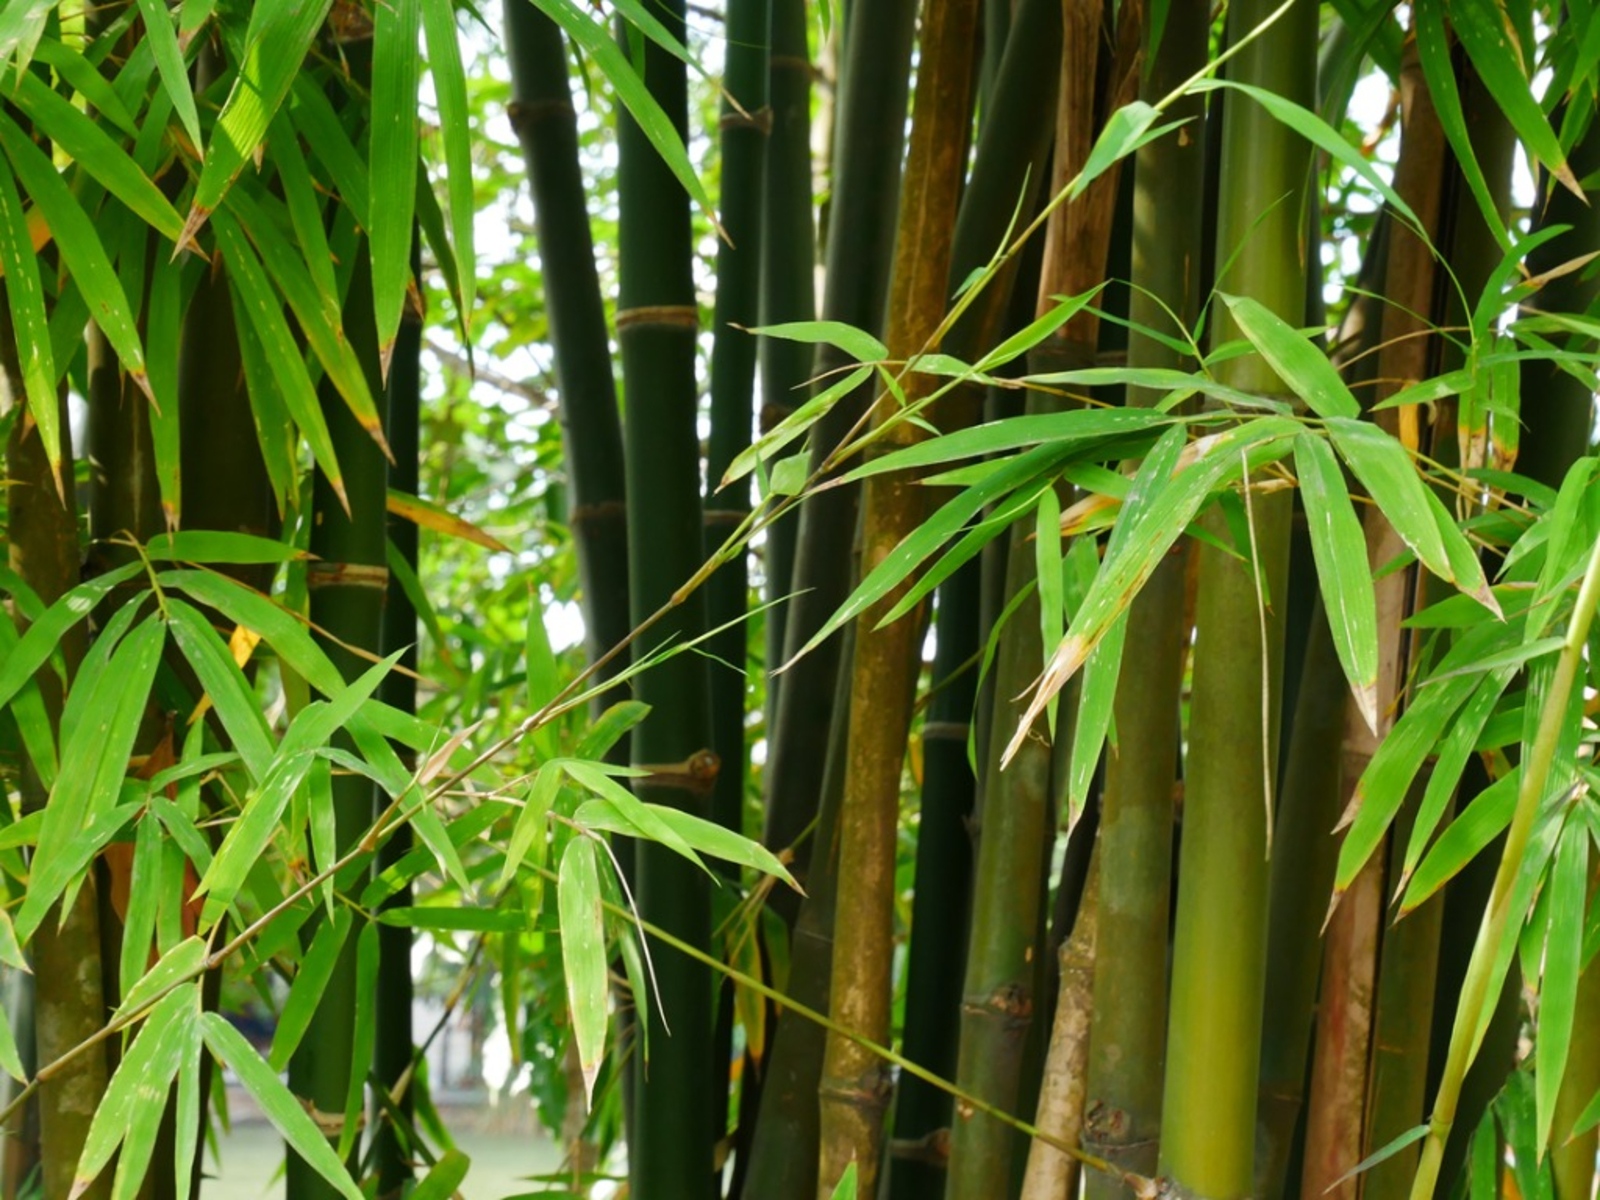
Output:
[{"left": 206, "top": 1093, "right": 569, "bottom": 1199}]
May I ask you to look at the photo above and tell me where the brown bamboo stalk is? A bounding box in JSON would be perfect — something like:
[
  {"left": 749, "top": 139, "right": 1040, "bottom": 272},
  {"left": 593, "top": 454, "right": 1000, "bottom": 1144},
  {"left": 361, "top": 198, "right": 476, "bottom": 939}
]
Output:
[
  {"left": 815, "top": 2, "right": 980, "bottom": 1194},
  {"left": 1019, "top": 848, "right": 1100, "bottom": 1200}
]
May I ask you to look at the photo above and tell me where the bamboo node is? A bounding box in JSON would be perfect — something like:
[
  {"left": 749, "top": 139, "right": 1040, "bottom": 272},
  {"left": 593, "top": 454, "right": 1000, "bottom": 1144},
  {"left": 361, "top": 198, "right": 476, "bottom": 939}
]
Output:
[
  {"left": 306, "top": 561, "right": 390, "bottom": 591},
  {"left": 819, "top": 1066, "right": 892, "bottom": 1111},
  {"left": 635, "top": 750, "right": 721, "bottom": 793},
  {"left": 615, "top": 305, "right": 699, "bottom": 331},
  {"left": 887, "top": 1128, "right": 951, "bottom": 1167},
  {"left": 719, "top": 106, "right": 774, "bottom": 135}
]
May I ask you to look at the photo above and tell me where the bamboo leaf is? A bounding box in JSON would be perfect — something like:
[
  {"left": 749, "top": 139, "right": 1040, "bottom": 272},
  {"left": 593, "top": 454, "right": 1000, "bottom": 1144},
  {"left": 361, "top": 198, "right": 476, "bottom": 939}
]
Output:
[
  {"left": 1220, "top": 294, "right": 1359, "bottom": 417},
  {"left": 370, "top": 0, "right": 423, "bottom": 369},
  {"left": 267, "top": 113, "right": 339, "bottom": 312},
  {"left": 0, "top": 1002, "right": 22, "bottom": 1084},
  {"left": 1400, "top": 769, "right": 1520, "bottom": 911},
  {"left": 0, "top": 2, "right": 51, "bottom": 73},
  {"left": 575, "top": 700, "right": 651, "bottom": 760},
  {"left": 185, "top": 0, "right": 336, "bottom": 242},
  {"left": 562, "top": 760, "right": 707, "bottom": 872},
  {"left": 721, "top": 366, "right": 872, "bottom": 485},
  {"left": 1295, "top": 433, "right": 1379, "bottom": 731},
  {"left": 1006, "top": 418, "right": 1302, "bottom": 764},
  {"left": 0, "top": 144, "right": 59, "bottom": 483},
  {"left": 216, "top": 215, "right": 347, "bottom": 507},
  {"left": 1447, "top": 0, "right": 1581, "bottom": 196},
  {"left": 1327, "top": 417, "right": 1452, "bottom": 583},
  {"left": 422, "top": 0, "right": 475, "bottom": 330},
  {"left": 73, "top": 988, "right": 197, "bottom": 1200},
  {"left": 200, "top": 1012, "right": 364, "bottom": 1200},
  {"left": 1329, "top": 1124, "right": 1431, "bottom": 1188},
  {"left": 148, "top": 530, "right": 303, "bottom": 565},
  {"left": 115, "top": 936, "right": 207, "bottom": 1022},
  {"left": 751, "top": 320, "right": 889, "bottom": 364},
  {"left": 269, "top": 908, "right": 353, "bottom": 1071},
  {"left": 410, "top": 1150, "right": 471, "bottom": 1200},
  {"left": 117, "top": 815, "right": 164, "bottom": 1006},
  {"left": 376, "top": 906, "right": 526, "bottom": 932},
  {"left": 578, "top": 799, "right": 798, "bottom": 888},
  {"left": 558, "top": 835, "right": 608, "bottom": 1107},
  {"left": 1070, "top": 101, "right": 1184, "bottom": 200},
  {"left": 830, "top": 1162, "right": 859, "bottom": 1200},
  {"left": 288, "top": 77, "right": 370, "bottom": 222},
  {"left": 9, "top": 71, "right": 184, "bottom": 243},
  {"left": 172, "top": 1003, "right": 202, "bottom": 1200},
  {"left": 339, "top": 920, "right": 379, "bottom": 1161},
  {"left": 166, "top": 598, "right": 275, "bottom": 779},
  {"left": 1067, "top": 609, "right": 1128, "bottom": 825},
  {"left": 976, "top": 289, "right": 1105, "bottom": 372},
  {"left": 1535, "top": 818, "right": 1587, "bottom": 1154},
  {"left": 388, "top": 489, "right": 511, "bottom": 551},
  {"left": 132, "top": 0, "right": 203, "bottom": 153},
  {"left": 498, "top": 765, "right": 560, "bottom": 893}
]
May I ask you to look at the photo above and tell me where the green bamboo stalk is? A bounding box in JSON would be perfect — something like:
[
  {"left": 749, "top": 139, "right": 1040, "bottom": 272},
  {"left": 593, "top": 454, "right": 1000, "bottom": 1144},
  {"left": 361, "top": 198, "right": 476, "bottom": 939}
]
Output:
[
  {"left": 614, "top": 5, "right": 716, "bottom": 1195},
  {"left": 887, "top": 560, "right": 981, "bottom": 1200},
  {"left": 3, "top": 316, "right": 110, "bottom": 1200},
  {"left": 504, "top": 0, "right": 631, "bottom": 696},
  {"left": 288, "top": 246, "right": 388, "bottom": 1200},
  {"left": 759, "top": 0, "right": 916, "bottom": 918},
  {"left": 1078, "top": 0, "right": 1207, "bottom": 1189},
  {"left": 738, "top": 641, "right": 852, "bottom": 1200},
  {"left": 816, "top": 4, "right": 979, "bottom": 1192},
  {"left": 757, "top": 0, "right": 815, "bottom": 717},
  {"left": 373, "top": 233, "right": 422, "bottom": 1200},
  {"left": 1158, "top": 0, "right": 1316, "bottom": 1193}
]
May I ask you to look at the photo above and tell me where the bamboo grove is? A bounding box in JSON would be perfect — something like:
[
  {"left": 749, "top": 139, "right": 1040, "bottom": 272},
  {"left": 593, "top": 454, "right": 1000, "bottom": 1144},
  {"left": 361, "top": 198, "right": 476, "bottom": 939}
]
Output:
[{"left": 0, "top": 0, "right": 1597, "bottom": 1198}]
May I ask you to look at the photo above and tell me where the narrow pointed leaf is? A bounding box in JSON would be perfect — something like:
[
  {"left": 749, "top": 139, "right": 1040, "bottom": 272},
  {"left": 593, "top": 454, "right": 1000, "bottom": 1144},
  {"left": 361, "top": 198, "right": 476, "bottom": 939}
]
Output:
[
  {"left": 132, "top": 0, "right": 203, "bottom": 152},
  {"left": 1535, "top": 820, "right": 1587, "bottom": 1154},
  {"left": 498, "top": 765, "right": 560, "bottom": 893},
  {"left": 722, "top": 366, "right": 873, "bottom": 485},
  {"left": 1400, "top": 769, "right": 1520, "bottom": 911},
  {"left": 370, "top": 0, "right": 423, "bottom": 368},
  {"left": 558, "top": 836, "right": 608, "bottom": 1108},
  {"left": 422, "top": 0, "right": 474, "bottom": 328},
  {"left": 0, "top": 146, "right": 58, "bottom": 481},
  {"left": 200, "top": 1013, "right": 364, "bottom": 1200},
  {"left": 411, "top": 1150, "right": 471, "bottom": 1200},
  {"left": 1221, "top": 294, "right": 1359, "bottom": 417},
  {"left": 1295, "top": 433, "right": 1379, "bottom": 730}
]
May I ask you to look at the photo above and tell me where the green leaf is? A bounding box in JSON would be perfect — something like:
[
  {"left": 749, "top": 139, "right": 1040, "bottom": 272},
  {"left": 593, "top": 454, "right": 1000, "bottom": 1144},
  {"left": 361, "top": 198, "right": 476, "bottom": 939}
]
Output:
[
  {"left": 561, "top": 760, "right": 707, "bottom": 872},
  {"left": 1447, "top": 0, "right": 1581, "bottom": 196},
  {"left": 498, "top": 765, "right": 560, "bottom": 893},
  {"left": 575, "top": 798, "right": 798, "bottom": 888},
  {"left": 1220, "top": 294, "right": 1359, "bottom": 417},
  {"left": 370, "top": 0, "right": 423, "bottom": 367},
  {"left": 20, "top": 617, "right": 165, "bottom": 941},
  {"left": 829, "top": 1162, "right": 860, "bottom": 1200},
  {"left": 1007, "top": 418, "right": 1302, "bottom": 762},
  {"left": 201, "top": 1012, "right": 364, "bottom": 1200},
  {"left": 0, "top": 1002, "right": 21, "bottom": 1084},
  {"left": 117, "top": 815, "right": 164, "bottom": 1006},
  {"left": 1400, "top": 769, "right": 1520, "bottom": 911},
  {"left": 558, "top": 835, "right": 608, "bottom": 1107},
  {"left": 575, "top": 701, "right": 650, "bottom": 761},
  {"left": 752, "top": 320, "right": 888, "bottom": 364},
  {"left": 1329, "top": 1124, "right": 1431, "bottom": 1188},
  {"left": 721, "top": 366, "right": 873, "bottom": 486},
  {"left": 148, "top": 530, "right": 301, "bottom": 565},
  {"left": 340, "top": 921, "right": 379, "bottom": 1161},
  {"left": 132, "top": 0, "right": 203, "bottom": 152},
  {"left": 166, "top": 598, "right": 275, "bottom": 779},
  {"left": 422, "top": 0, "right": 475, "bottom": 332},
  {"left": 0, "top": 143, "right": 59, "bottom": 483},
  {"left": 1070, "top": 101, "right": 1182, "bottom": 201},
  {"left": 115, "top": 935, "right": 207, "bottom": 1023},
  {"left": 411, "top": 1149, "right": 471, "bottom": 1200},
  {"left": 267, "top": 112, "right": 339, "bottom": 313},
  {"left": 1535, "top": 818, "right": 1587, "bottom": 1154},
  {"left": 215, "top": 214, "right": 347, "bottom": 507},
  {"left": 186, "top": 0, "right": 336, "bottom": 239},
  {"left": 976, "top": 289, "right": 1106, "bottom": 373},
  {"left": 74, "top": 988, "right": 198, "bottom": 1200},
  {"left": 1066, "top": 609, "right": 1127, "bottom": 825},
  {"left": 8, "top": 71, "right": 184, "bottom": 243},
  {"left": 270, "top": 908, "right": 353, "bottom": 1071},
  {"left": 1327, "top": 418, "right": 1451, "bottom": 583},
  {"left": 1295, "top": 433, "right": 1379, "bottom": 731}
]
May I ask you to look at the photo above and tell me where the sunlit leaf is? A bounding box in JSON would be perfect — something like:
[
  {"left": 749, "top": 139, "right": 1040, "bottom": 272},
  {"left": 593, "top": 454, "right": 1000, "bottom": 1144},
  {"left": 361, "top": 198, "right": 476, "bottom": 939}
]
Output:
[{"left": 558, "top": 835, "right": 608, "bottom": 1107}]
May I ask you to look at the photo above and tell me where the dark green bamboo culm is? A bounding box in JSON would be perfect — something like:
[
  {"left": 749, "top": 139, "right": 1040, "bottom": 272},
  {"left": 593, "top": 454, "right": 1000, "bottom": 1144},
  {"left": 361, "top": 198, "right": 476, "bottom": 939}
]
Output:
[
  {"left": 2, "top": 315, "right": 110, "bottom": 1200},
  {"left": 1078, "top": 0, "right": 1207, "bottom": 1189},
  {"left": 504, "top": 0, "right": 631, "bottom": 699},
  {"left": 759, "top": 0, "right": 916, "bottom": 908},
  {"left": 703, "top": 0, "right": 768, "bottom": 1167},
  {"left": 288, "top": 248, "right": 389, "bottom": 1200},
  {"left": 888, "top": 560, "right": 981, "bottom": 1200},
  {"left": 1158, "top": 0, "right": 1316, "bottom": 1194},
  {"left": 757, "top": 0, "right": 815, "bottom": 727},
  {"left": 373, "top": 233, "right": 422, "bottom": 1199},
  {"left": 614, "top": 4, "right": 716, "bottom": 1196}
]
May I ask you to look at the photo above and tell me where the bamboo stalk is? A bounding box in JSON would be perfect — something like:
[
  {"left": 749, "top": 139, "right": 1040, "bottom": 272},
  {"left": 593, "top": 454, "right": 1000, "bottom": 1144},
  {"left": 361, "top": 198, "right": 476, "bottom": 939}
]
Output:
[
  {"left": 760, "top": 0, "right": 916, "bottom": 922},
  {"left": 757, "top": 0, "right": 815, "bottom": 716},
  {"left": 373, "top": 233, "right": 422, "bottom": 1199},
  {"left": 1019, "top": 848, "right": 1101, "bottom": 1200},
  {"left": 288, "top": 244, "right": 388, "bottom": 1200},
  {"left": 816, "top": 3, "right": 979, "bottom": 1193},
  {"left": 504, "top": 0, "right": 631, "bottom": 701},
  {"left": 3, "top": 315, "right": 110, "bottom": 1200},
  {"left": 1158, "top": 0, "right": 1316, "bottom": 1192},
  {"left": 614, "top": 4, "right": 717, "bottom": 1195},
  {"left": 1078, "top": 0, "right": 1206, "bottom": 1188}
]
